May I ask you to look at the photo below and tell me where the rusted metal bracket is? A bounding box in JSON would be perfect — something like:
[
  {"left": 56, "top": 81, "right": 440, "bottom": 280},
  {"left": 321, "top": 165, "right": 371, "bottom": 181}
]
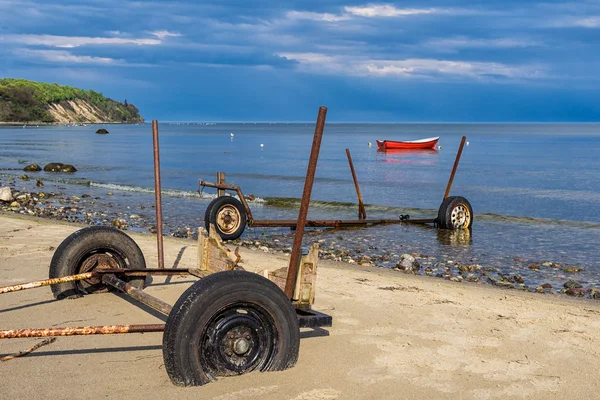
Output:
[
  {"left": 197, "top": 225, "right": 241, "bottom": 273},
  {"left": 197, "top": 179, "right": 255, "bottom": 221},
  {"left": 264, "top": 243, "right": 319, "bottom": 309}
]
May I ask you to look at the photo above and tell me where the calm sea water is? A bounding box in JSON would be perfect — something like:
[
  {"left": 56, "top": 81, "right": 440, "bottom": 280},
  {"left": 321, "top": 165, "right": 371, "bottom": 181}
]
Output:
[{"left": 1, "top": 122, "right": 599, "bottom": 289}]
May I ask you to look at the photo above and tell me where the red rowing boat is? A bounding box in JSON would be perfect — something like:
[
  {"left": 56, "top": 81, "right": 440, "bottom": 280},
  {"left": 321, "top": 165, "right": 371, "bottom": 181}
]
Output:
[{"left": 376, "top": 136, "right": 439, "bottom": 150}]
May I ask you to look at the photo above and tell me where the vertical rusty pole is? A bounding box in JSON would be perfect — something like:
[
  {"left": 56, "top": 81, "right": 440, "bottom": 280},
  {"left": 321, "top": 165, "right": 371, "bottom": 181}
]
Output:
[
  {"left": 443, "top": 136, "right": 467, "bottom": 200},
  {"left": 345, "top": 148, "right": 367, "bottom": 220},
  {"left": 284, "top": 106, "right": 327, "bottom": 298},
  {"left": 217, "top": 172, "right": 225, "bottom": 197},
  {"left": 152, "top": 120, "right": 165, "bottom": 269}
]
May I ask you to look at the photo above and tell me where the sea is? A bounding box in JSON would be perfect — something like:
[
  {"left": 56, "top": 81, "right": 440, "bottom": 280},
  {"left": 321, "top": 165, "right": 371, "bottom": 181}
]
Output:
[{"left": 1, "top": 122, "right": 599, "bottom": 290}]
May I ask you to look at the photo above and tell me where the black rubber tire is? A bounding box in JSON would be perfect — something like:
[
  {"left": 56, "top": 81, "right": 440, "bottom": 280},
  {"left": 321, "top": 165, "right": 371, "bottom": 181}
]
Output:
[
  {"left": 163, "top": 270, "right": 300, "bottom": 387},
  {"left": 204, "top": 197, "right": 221, "bottom": 234},
  {"left": 207, "top": 196, "right": 247, "bottom": 240},
  {"left": 437, "top": 196, "right": 473, "bottom": 230},
  {"left": 49, "top": 226, "right": 147, "bottom": 299}
]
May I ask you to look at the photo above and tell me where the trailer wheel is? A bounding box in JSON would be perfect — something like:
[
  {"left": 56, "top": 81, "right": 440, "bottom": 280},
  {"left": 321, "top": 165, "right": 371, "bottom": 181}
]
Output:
[
  {"left": 49, "top": 226, "right": 147, "bottom": 299},
  {"left": 207, "top": 197, "right": 247, "bottom": 240},
  {"left": 163, "top": 270, "right": 300, "bottom": 387},
  {"left": 437, "top": 196, "right": 473, "bottom": 230}
]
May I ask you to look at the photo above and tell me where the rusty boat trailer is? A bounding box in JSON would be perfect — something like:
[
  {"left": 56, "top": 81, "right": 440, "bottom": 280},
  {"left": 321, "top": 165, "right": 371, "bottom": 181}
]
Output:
[
  {"left": 198, "top": 135, "right": 470, "bottom": 236},
  {"left": 0, "top": 108, "right": 333, "bottom": 387}
]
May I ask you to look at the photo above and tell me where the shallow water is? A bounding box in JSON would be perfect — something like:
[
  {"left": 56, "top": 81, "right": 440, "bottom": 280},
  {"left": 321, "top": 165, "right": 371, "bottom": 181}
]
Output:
[{"left": 1, "top": 122, "right": 599, "bottom": 290}]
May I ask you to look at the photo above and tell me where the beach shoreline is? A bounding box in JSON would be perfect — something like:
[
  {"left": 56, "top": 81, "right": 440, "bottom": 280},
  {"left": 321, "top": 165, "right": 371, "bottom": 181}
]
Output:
[
  {"left": 1, "top": 212, "right": 600, "bottom": 399},
  {"left": 0, "top": 174, "right": 597, "bottom": 299}
]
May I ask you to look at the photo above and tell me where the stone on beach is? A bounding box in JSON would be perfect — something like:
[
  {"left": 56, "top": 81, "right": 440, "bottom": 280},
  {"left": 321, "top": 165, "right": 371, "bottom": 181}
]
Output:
[
  {"left": 396, "top": 253, "right": 420, "bottom": 274},
  {"left": 0, "top": 187, "right": 13, "bottom": 202}
]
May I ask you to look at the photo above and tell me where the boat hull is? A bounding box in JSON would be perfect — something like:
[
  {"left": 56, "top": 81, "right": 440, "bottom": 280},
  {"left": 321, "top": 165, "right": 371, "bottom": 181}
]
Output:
[{"left": 376, "top": 137, "right": 439, "bottom": 150}]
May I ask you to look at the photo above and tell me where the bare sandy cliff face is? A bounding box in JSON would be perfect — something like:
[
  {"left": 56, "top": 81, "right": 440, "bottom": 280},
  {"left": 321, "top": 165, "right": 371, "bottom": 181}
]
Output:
[{"left": 46, "top": 99, "right": 109, "bottom": 123}]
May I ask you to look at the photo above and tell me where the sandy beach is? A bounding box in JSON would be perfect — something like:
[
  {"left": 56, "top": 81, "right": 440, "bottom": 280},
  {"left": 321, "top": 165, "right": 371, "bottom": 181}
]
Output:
[{"left": 1, "top": 212, "right": 599, "bottom": 399}]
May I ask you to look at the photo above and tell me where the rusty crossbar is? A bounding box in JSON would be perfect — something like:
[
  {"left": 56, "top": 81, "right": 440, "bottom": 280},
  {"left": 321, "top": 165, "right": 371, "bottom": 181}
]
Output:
[
  {"left": 0, "top": 274, "right": 174, "bottom": 339},
  {"left": 248, "top": 218, "right": 435, "bottom": 227},
  {"left": 0, "top": 324, "right": 165, "bottom": 339},
  {"left": 0, "top": 272, "right": 95, "bottom": 294}
]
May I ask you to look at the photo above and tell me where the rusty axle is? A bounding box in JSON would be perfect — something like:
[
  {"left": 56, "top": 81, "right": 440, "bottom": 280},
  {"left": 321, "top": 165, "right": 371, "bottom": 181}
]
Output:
[{"left": 101, "top": 274, "right": 173, "bottom": 316}]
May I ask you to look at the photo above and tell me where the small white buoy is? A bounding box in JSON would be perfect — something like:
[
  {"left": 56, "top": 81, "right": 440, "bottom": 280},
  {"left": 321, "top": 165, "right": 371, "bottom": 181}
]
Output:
[
  {"left": 437, "top": 145, "right": 442, "bottom": 150},
  {"left": 368, "top": 142, "right": 372, "bottom": 147},
  {"left": 260, "top": 143, "right": 264, "bottom": 148},
  {"left": 230, "top": 132, "right": 234, "bottom": 137},
  {"left": 466, "top": 141, "right": 470, "bottom": 146}
]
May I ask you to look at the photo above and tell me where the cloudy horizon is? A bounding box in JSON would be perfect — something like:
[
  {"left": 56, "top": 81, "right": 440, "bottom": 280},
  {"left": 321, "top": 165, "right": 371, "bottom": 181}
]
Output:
[{"left": 1, "top": 0, "right": 599, "bottom": 122}]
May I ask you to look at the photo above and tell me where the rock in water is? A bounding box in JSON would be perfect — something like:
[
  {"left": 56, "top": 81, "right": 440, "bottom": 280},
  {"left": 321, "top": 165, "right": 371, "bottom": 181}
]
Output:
[
  {"left": 564, "top": 280, "right": 582, "bottom": 289},
  {"left": 396, "top": 253, "right": 421, "bottom": 274},
  {"left": 44, "top": 163, "right": 64, "bottom": 172},
  {"left": 44, "top": 163, "right": 77, "bottom": 173},
  {"left": 0, "top": 187, "right": 13, "bottom": 202},
  {"left": 60, "top": 164, "right": 77, "bottom": 173},
  {"left": 23, "top": 164, "right": 41, "bottom": 172},
  {"left": 96, "top": 128, "right": 109, "bottom": 134}
]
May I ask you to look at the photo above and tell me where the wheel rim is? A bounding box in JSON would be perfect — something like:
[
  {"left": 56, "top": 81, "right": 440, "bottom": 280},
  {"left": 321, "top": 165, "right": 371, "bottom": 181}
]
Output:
[
  {"left": 77, "top": 251, "right": 125, "bottom": 292},
  {"left": 450, "top": 204, "right": 471, "bottom": 229},
  {"left": 201, "top": 304, "right": 276, "bottom": 377},
  {"left": 216, "top": 205, "right": 242, "bottom": 235}
]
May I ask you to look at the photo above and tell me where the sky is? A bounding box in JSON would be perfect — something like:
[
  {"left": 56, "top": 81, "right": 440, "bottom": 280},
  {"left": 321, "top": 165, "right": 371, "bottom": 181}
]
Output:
[{"left": 1, "top": 0, "right": 600, "bottom": 122}]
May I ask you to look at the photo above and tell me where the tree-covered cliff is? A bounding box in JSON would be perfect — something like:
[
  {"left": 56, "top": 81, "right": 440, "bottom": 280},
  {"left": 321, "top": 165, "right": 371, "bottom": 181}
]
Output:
[{"left": 0, "top": 78, "right": 144, "bottom": 123}]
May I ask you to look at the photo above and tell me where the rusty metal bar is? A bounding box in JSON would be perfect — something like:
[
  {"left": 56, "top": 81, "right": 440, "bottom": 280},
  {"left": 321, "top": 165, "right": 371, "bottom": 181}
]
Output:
[
  {"left": 217, "top": 172, "right": 226, "bottom": 197},
  {"left": 0, "top": 273, "right": 94, "bottom": 295},
  {"left": 0, "top": 324, "right": 165, "bottom": 339},
  {"left": 284, "top": 106, "right": 327, "bottom": 298},
  {"left": 249, "top": 218, "right": 435, "bottom": 227},
  {"left": 152, "top": 120, "right": 165, "bottom": 269},
  {"left": 443, "top": 136, "right": 467, "bottom": 200},
  {"left": 345, "top": 148, "right": 367, "bottom": 220},
  {"left": 93, "top": 268, "right": 192, "bottom": 276},
  {"left": 102, "top": 274, "right": 173, "bottom": 316},
  {"left": 198, "top": 179, "right": 239, "bottom": 191}
]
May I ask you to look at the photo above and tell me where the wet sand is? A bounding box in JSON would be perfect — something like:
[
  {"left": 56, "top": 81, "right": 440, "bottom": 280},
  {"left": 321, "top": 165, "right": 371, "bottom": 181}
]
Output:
[{"left": 1, "top": 212, "right": 599, "bottom": 399}]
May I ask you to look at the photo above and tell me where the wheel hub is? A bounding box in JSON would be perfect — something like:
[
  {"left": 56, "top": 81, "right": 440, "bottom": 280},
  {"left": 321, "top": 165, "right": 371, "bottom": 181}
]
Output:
[
  {"left": 450, "top": 205, "right": 470, "bottom": 228},
  {"left": 79, "top": 253, "right": 119, "bottom": 286},
  {"left": 217, "top": 205, "right": 241, "bottom": 234},
  {"left": 233, "top": 337, "right": 251, "bottom": 355},
  {"left": 202, "top": 307, "right": 274, "bottom": 376}
]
